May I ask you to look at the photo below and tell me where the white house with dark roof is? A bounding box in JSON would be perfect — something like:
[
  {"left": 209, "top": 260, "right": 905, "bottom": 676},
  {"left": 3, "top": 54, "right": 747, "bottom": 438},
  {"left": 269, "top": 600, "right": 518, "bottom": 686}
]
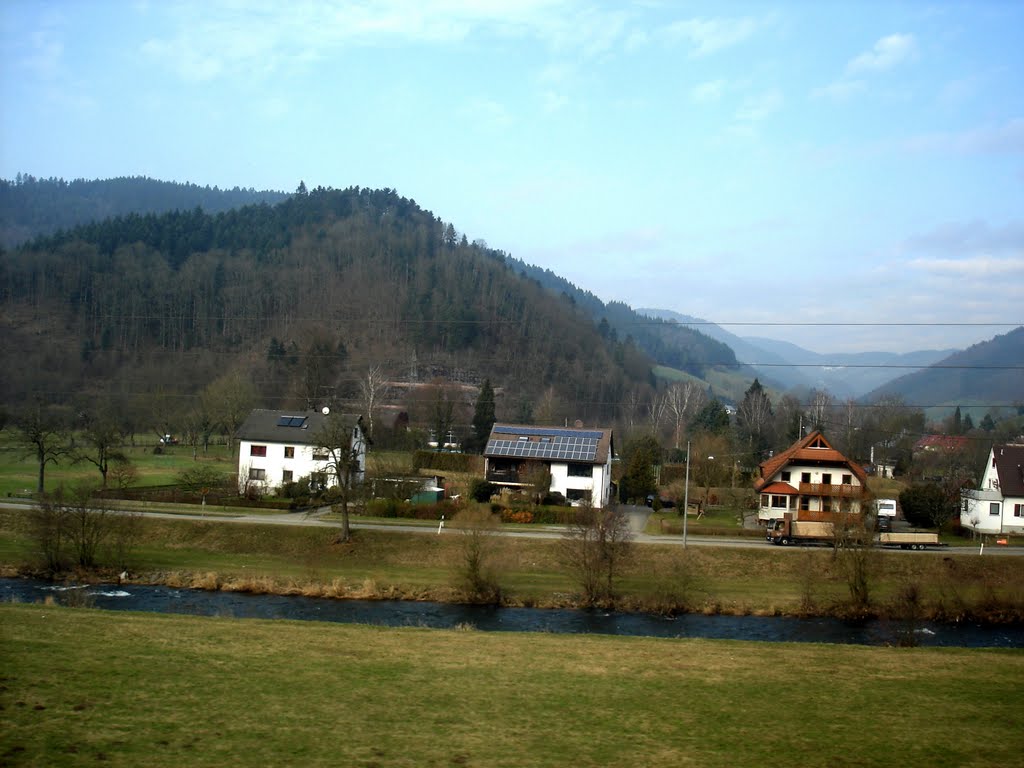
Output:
[
  {"left": 235, "top": 409, "right": 368, "bottom": 494},
  {"left": 483, "top": 424, "right": 614, "bottom": 508},
  {"left": 961, "top": 444, "right": 1024, "bottom": 535}
]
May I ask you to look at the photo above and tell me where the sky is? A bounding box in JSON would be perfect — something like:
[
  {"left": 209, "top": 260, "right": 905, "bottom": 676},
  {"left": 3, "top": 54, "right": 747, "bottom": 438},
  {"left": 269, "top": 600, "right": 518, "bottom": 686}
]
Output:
[{"left": 1, "top": 1, "right": 1022, "bottom": 355}]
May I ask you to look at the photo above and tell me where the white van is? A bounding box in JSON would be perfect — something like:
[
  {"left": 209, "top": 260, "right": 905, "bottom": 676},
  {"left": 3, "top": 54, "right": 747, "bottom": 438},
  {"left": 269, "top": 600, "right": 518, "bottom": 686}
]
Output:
[{"left": 875, "top": 498, "right": 898, "bottom": 518}]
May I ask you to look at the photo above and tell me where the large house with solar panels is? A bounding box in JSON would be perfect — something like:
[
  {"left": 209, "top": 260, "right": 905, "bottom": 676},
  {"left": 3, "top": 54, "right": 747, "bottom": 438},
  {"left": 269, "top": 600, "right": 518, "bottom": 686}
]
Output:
[
  {"left": 483, "top": 424, "right": 615, "bottom": 508},
  {"left": 235, "top": 409, "right": 368, "bottom": 494}
]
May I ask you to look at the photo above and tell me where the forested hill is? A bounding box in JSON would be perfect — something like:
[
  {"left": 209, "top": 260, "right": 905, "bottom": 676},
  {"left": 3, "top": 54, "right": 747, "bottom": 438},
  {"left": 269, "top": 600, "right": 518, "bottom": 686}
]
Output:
[
  {"left": 864, "top": 327, "right": 1024, "bottom": 406},
  {"left": 508, "top": 258, "right": 738, "bottom": 377},
  {"left": 0, "top": 175, "right": 289, "bottom": 248},
  {"left": 0, "top": 185, "right": 655, "bottom": 423}
]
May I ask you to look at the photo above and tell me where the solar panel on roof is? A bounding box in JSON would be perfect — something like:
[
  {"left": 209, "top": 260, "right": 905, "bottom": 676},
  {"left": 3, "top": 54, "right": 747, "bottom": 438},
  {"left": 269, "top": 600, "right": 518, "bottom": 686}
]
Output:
[
  {"left": 277, "top": 415, "right": 308, "bottom": 427},
  {"left": 493, "top": 425, "right": 604, "bottom": 440},
  {"left": 485, "top": 435, "right": 599, "bottom": 462}
]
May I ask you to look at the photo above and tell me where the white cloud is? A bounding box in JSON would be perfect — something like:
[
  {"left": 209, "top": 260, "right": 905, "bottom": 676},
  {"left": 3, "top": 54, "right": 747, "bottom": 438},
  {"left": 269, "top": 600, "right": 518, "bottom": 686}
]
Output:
[
  {"left": 903, "top": 219, "right": 1024, "bottom": 257},
  {"left": 690, "top": 79, "right": 726, "bottom": 103},
  {"left": 136, "top": 1, "right": 638, "bottom": 82},
  {"left": 846, "top": 33, "right": 916, "bottom": 74},
  {"left": 902, "top": 118, "right": 1024, "bottom": 155},
  {"left": 662, "top": 16, "right": 758, "bottom": 57},
  {"left": 734, "top": 88, "right": 783, "bottom": 124},
  {"left": 811, "top": 79, "right": 865, "bottom": 102},
  {"left": 908, "top": 255, "right": 1024, "bottom": 277}
]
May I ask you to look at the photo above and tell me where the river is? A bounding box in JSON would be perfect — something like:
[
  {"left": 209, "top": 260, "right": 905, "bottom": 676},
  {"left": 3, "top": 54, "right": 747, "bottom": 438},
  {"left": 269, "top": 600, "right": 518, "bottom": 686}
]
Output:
[{"left": 3, "top": 577, "right": 1022, "bottom": 648}]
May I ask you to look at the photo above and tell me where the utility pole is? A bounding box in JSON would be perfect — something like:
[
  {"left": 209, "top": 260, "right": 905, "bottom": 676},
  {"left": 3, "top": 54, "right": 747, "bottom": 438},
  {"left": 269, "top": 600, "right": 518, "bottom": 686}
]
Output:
[{"left": 683, "top": 440, "right": 690, "bottom": 549}]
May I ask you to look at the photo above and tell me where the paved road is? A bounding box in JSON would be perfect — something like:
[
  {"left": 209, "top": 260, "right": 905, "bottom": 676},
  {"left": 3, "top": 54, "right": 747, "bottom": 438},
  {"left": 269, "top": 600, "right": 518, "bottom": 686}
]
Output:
[{"left": 1, "top": 500, "right": 1020, "bottom": 556}]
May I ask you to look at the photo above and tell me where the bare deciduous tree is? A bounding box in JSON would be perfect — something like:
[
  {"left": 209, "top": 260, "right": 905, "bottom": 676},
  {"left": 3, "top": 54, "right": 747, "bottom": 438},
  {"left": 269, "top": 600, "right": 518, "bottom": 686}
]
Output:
[
  {"left": 202, "top": 371, "right": 256, "bottom": 455},
  {"left": 359, "top": 365, "right": 390, "bottom": 437},
  {"left": 452, "top": 506, "right": 502, "bottom": 603},
  {"left": 15, "top": 403, "right": 67, "bottom": 494},
  {"left": 559, "top": 504, "right": 633, "bottom": 607},
  {"left": 312, "top": 413, "right": 367, "bottom": 543},
  {"left": 664, "top": 381, "right": 705, "bottom": 449},
  {"left": 806, "top": 389, "right": 834, "bottom": 432},
  {"left": 75, "top": 410, "right": 125, "bottom": 488}
]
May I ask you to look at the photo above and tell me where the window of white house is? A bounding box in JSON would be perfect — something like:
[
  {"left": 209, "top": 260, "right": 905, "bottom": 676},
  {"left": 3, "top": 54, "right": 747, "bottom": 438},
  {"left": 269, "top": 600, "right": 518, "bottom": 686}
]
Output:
[
  {"left": 781, "top": 471, "right": 791, "bottom": 481},
  {"left": 284, "top": 446, "right": 295, "bottom": 459},
  {"left": 567, "top": 463, "right": 592, "bottom": 478},
  {"left": 842, "top": 473, "right": 852, "bottom": 485},
  {"left": 282, "top": 470, "right": 293, "bottom": 483},
  {"left": 312, "top": 451, "right": 328, "bottom": 461},
  {"left": 1015, "top": 504, "right": 1024, "bottom": 518},
  {"left": 822, "top": 473, "right": 832, "bottom": 485},
  {"left": 800, "top": 496, "right": 810, "bottom": 511},
  {"left": 249, "top": 468, "right": 266, "bottom": 480},
  {"left": 250, "top": 445, "right": 267, "bottom": 457},
  {"left": 771, "top": 495, "right": 787, "bottom": 508},
  {"left": 761, "top": 494, "right": 769, "bottom": 507},
  {"left": 990, "top": 502, "right": 1001, "bottom": 516},
  {"left": 801, "top": 472, "right": 811, "bottom": 484}
]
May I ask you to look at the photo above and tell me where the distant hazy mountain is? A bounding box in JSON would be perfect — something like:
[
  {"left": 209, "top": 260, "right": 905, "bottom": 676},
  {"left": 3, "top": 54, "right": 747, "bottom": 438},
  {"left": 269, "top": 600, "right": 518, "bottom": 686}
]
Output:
[
  {"left": 639, "top": 308, "right": 956, "bottom": 399},
  {"left": 637, "top": 308, "right": 817, "bottom": 393},
  {"left": 864, "top": 327, "right": 1024, "bottom": 406}
]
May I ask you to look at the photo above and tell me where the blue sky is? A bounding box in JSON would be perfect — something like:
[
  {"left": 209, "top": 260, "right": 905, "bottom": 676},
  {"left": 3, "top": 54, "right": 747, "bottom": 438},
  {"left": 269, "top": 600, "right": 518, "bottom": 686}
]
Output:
[{"left": 2, "top": 1, "right": 1021, "bottom": 354}]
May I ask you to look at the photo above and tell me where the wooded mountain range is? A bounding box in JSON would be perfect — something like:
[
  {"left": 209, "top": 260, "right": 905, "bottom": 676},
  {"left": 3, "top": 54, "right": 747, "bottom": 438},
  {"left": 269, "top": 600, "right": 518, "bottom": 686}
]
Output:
[
  {"left": 0, "top": 178, "right": 730, "bottom": 427},
  {"left": 1, "top": 176, "right": 1017, "bottom": 428}
]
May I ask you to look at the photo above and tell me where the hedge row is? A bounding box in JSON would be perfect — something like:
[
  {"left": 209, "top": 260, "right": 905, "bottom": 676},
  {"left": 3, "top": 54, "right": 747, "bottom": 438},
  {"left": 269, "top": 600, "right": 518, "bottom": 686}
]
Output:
[{"left": 411, "top": 451, "right": 485, "bottom": 473}]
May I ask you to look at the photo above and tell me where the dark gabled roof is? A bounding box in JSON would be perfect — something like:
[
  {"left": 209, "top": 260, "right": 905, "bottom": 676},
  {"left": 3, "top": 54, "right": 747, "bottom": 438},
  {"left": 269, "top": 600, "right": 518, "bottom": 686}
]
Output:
[
  {"left": 993, "top": 444, "right": 1024, "bottom": 498},
  {"left": 754, "top": 431, "right": 867, "bottom": 492},
  {"left": 235, "top": 409, "right": 362, "bottom": 445},
  {"left": 483, "top": 423, "right": 613, "bottom": 465}
]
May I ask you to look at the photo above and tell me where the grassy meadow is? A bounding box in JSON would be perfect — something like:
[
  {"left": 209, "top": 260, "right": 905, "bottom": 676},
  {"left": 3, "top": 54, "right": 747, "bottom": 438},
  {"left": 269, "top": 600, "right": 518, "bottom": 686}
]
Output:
[{"left": 3, "top": 603, "right": 1023, "bottom": 768}]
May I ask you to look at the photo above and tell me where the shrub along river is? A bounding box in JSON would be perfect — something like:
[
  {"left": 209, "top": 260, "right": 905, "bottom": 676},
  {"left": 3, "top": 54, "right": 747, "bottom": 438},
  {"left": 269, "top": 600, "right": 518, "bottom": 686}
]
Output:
[{"left": 3, "top": 577, "right": 1022, "bottom": 648}]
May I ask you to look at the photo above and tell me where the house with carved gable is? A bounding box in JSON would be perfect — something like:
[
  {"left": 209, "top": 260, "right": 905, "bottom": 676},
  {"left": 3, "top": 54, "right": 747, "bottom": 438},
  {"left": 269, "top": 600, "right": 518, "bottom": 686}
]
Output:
[{"left": 754, "top": 431, "right": 868, "bottom": 524}]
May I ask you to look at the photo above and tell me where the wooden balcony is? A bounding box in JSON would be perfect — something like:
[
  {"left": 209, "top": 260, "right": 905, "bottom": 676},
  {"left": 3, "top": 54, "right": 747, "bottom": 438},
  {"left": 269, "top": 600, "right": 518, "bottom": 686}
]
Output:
[{"left": 798, "top": 483, "right": 863, "bottom": 498}]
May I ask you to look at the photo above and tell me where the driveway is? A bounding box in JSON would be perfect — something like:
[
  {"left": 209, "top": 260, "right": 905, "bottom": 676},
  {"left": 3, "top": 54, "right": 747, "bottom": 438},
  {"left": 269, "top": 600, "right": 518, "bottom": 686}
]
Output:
[{"left": 617, "top": 504, "right": 652, "bottom": 534}]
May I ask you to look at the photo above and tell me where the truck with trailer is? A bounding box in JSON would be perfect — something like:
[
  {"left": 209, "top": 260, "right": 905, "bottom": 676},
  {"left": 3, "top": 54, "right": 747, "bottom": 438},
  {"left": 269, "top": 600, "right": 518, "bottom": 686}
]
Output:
[{"left": 767, "top": 513, "right": 944, "bottom": 549}]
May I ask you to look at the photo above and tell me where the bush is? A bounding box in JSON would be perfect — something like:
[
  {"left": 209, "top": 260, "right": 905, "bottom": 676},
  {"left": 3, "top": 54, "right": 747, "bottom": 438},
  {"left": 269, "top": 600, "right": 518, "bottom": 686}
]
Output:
[
  {"left": 365, "top": 498, "right": 411, "bottom": 518},
  {"left": 468, "top": 479, "right": 497, "bottom": 503}
]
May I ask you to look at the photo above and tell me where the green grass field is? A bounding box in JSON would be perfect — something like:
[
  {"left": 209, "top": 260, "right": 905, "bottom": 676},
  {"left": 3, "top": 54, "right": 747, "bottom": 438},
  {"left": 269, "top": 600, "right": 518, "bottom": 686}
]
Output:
[
  {"left": 0, "top": 432, "right": 236, "bottom": 499},
  {"left": 2, "top": 603, "right": 1022, "bottom": 767}
]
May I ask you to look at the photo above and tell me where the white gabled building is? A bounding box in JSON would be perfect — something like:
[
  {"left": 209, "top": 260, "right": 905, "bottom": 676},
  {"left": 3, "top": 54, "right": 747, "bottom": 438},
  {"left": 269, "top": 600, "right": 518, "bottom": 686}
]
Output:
[
  {"left": 483, "top": 424, "right": 615, "bottom": 508},
  {"left": 235, "top": 409, "right": 368, "bottom": 495},
  {"left": 961, "top": 444, "right": 1024, "bottom": 535}
]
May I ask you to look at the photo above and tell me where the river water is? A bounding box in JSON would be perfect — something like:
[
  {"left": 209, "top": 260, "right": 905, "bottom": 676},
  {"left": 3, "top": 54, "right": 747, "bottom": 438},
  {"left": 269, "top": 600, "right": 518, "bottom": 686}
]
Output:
[{"left": 3, "top": 577, "right": 1022, "bottom": 648}]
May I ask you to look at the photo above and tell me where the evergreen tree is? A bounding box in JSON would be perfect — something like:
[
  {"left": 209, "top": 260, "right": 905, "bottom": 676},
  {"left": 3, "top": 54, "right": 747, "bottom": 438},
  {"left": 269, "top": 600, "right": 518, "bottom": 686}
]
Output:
[
  {"left": 692, "top": 400, "right": 730, "bottom": 436},
  {"left": 467, "top": 379, "right": 496, "bottom": 454}
]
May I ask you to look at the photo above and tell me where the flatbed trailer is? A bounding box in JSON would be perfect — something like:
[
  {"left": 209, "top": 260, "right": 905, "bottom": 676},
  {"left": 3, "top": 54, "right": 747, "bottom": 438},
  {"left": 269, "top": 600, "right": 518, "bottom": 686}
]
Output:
[{"left": 877, "top": 531, "right": 944, "bottom": 550}]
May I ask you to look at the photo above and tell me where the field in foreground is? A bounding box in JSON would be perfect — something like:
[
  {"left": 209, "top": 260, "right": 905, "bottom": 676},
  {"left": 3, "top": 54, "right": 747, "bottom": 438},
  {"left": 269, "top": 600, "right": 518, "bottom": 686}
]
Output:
[{"left": 2, "top": 604, "right": 1023, "bottom": 767}]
